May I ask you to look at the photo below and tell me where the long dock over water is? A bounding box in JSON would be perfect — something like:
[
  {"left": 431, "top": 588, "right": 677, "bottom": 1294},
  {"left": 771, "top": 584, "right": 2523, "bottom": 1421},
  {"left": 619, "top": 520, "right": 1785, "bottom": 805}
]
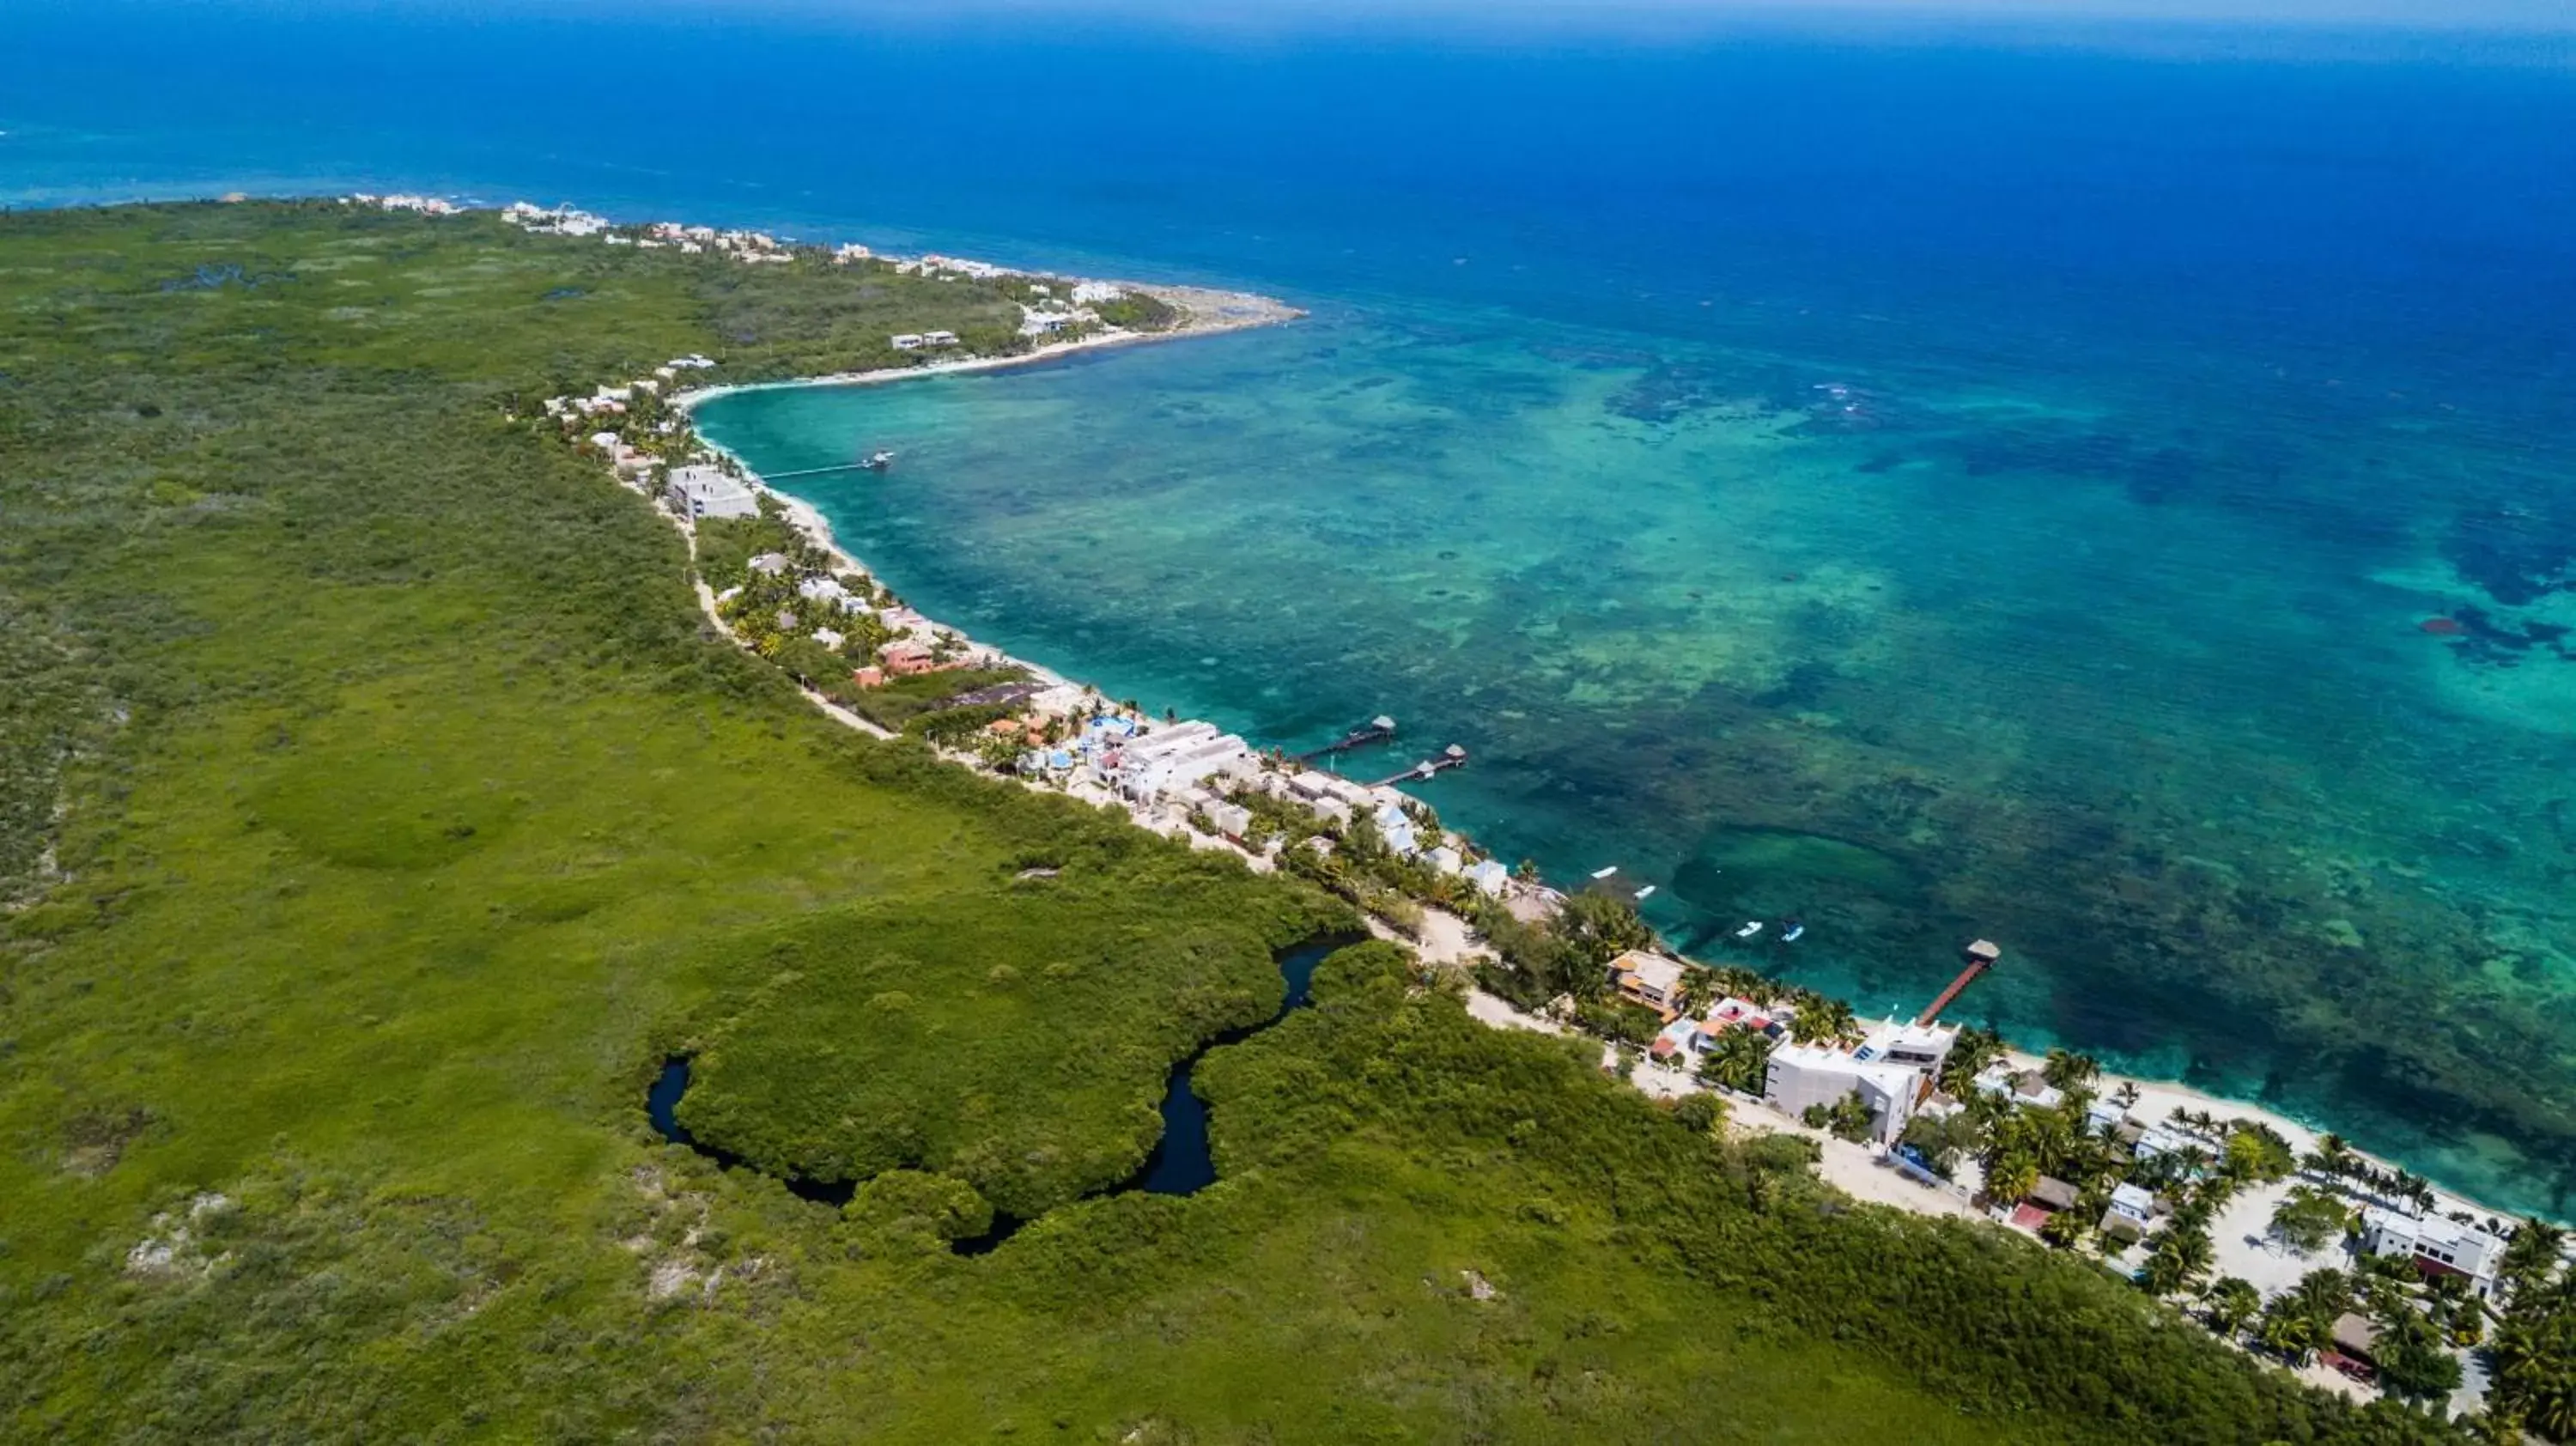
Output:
[
  {"left": 762, "top": 462, "right": 878, "bottom": 480},
  {"left": 1295, "top": 715, "right": 1398, "bottom": 763},
  {"left": 1368, "top": 744, "right": 1467, "bottom": 788}
]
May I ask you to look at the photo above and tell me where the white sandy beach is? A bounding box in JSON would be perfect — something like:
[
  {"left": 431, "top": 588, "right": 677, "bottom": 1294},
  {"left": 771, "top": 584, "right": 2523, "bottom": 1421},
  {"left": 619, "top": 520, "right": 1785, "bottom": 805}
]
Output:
[{"left": 671, "top": 283, "right": 1302, "bottom": 413}]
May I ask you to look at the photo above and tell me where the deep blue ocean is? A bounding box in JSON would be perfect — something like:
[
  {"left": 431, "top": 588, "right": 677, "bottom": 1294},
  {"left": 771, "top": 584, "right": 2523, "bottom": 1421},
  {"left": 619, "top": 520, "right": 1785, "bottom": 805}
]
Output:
[{"left": 9, "top": 3, "right": 2574, "bottom": 1214}]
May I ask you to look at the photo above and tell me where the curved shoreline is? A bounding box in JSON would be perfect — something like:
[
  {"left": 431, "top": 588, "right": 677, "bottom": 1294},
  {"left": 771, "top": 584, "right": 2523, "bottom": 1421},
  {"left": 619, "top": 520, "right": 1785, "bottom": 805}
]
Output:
[
  {"left": 672, "top": 283, "right": 1303, "bottom": 412},
  {"left": 661, "top": 297, "right": 2554, "bottom": 1239}
]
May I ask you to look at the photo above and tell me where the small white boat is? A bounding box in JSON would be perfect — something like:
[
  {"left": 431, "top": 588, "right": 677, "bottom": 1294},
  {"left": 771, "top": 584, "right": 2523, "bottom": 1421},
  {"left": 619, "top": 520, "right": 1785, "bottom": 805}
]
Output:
[
  {"left": 1632, "top": 884, "right": 1656, "bottom": 902},
  {"left": 1782, "top": 924, "right": 1806, "bottom": 943},
  {"left": 1735, "top": 920, "right": 1765, "bottom": 939},
  {"left": 1589, "top": 866, "right": 1619, "bottom": 880}
]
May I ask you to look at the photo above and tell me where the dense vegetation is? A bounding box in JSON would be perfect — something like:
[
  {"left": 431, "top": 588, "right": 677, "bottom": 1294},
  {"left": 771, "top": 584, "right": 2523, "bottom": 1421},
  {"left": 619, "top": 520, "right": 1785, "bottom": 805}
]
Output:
[{"left": 0, "top": 201, "right": 2485, "bottom": 1442}]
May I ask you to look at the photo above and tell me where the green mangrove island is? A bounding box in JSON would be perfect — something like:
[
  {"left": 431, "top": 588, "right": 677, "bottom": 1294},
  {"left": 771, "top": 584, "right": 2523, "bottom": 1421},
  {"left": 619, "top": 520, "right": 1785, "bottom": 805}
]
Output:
[{"left": 0, "top": 200, "right": 2566, "bottom": 1443}]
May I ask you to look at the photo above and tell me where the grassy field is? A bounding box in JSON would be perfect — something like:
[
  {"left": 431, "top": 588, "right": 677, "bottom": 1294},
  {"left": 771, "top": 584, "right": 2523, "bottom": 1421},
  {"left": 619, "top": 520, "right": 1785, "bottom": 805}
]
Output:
[{"left": 0, "top": 202, "right": 2470, "bottom": 1443}]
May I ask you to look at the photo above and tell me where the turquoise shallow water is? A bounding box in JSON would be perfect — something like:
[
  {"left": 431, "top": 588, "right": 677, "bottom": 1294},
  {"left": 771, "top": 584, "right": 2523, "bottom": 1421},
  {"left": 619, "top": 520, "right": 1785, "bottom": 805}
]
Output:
[{"left": 702, "top": 295, "right": 2576, "bottom": 1218}]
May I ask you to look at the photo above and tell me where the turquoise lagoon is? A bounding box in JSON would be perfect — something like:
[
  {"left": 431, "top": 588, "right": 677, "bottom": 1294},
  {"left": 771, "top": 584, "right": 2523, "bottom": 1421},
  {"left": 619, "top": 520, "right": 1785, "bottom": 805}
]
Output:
[{"left": 701, "top": 294, "right": 2576, "bottom": 1218}]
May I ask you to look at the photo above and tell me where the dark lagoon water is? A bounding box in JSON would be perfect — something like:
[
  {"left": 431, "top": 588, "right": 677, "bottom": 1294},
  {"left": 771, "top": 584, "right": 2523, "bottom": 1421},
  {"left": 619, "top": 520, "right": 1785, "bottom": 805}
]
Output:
[
  {"left": 648, "top": 1059, "right": 859, "bottom": 1208},
  {"left": 650, "top": 941, "right": 1339, "bottom": 1236},
  {"left": 1132, "top": 938, "right": 1334, "bottom": 1195},
  {"left": 12, "top": 2, "right": 2574, "bottom": 1214}
]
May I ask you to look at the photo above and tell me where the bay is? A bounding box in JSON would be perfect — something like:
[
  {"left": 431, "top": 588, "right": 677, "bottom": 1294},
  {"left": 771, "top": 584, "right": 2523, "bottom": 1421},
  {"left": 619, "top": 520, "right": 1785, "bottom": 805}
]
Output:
[{"left": 11, "top": 1, "right": 2573, "bottom": 1214}]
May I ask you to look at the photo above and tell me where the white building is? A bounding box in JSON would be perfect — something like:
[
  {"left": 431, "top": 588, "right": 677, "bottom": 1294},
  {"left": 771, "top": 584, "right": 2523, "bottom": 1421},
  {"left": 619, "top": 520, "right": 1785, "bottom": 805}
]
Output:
[
  {"left": 1971, "top": 1060, "right": 2065, "bottom": 1111},
  {"left": 362, "top": 192, "right": 460, "bottom": 216},
  {"left": 1071, "top": 281, "right": 1126, "bottom": 305},
  {"left": 1372, "top": 802, "right": 1419, "bottom": 856},
  {"left": 665, "top": 465, "right": 758, "bottom": 520},
  {"left": 503, "top": 201, "right": 610, "bottom": 236},
  {"left": 2129, "top": 1123, "right": 2195, "bottom": 1162},
  {"left": 1764, "top": 1042, "right": 1923, "bottom": 1145},
  {"left": 798, "top": 575, "right": 873, "bottom": 614},
  {"left": 2362, "top": 1208, "right": 2501, "bottom": 1293},
  {"left": 1465, "top": 859, "right": 1510, "bottom": 897},
  {"left": 1763, "top": 1018, "right": 1961, "bottom": 1145},
  {"left": 1110, "top": 721, "right": 1256, "bottom": 802},
  {"left": 1850, "top": 1018, "right": 1958, "bottom": 1076}
]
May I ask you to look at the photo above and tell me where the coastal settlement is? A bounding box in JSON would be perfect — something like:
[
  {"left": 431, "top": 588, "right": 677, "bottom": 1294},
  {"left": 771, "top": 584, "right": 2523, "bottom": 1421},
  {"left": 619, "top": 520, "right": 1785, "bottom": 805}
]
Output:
[{"left": 373, "top": 192, "right": 2573, "bottom": 1436}]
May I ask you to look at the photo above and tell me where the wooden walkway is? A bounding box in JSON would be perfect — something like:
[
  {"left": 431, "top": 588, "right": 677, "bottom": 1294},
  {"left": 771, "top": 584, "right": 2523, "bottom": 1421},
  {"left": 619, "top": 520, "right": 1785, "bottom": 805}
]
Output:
[{"left": 762, "top": 462, "right": 878, "bottom": 480}]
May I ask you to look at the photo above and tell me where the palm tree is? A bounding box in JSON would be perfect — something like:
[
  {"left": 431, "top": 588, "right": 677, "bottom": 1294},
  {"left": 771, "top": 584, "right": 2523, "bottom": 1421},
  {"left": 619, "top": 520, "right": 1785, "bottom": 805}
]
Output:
[
  {"left": 2299, "top": 1132, "right": 2354, "bottom": 1177},
  {"left": 2257, "top": 1303, "right": 2323, "bottom": 1364},
  {"left": 1985, "top": 1153, "right": 2039, "bottom": 1207},
  {"left": 2202, "top": 1277, "right": 2261, "bottom": 1340},
  {"left": 2141, "top": 1221, "right": 2215, "bottom": 1297},
  {"left": 1939, "top": 1024, "right": 2005, "bottom": 1096},
  {"left": 1697, "top": 1029, "right": 1776, "bottom": 1095},
  {"left": 2374, "top": 1303, "right": 2465, "bottom": 1405},
  {"left": 2039, "top": 1206, "right": 2090, "bottom": 1252},
  {"left": 2460, "top": 1404, "right": 2527, "bottom": 1446},
  {"left": 1791, "top": 995, "right": 1857, "bottom": 1048},
  {"left": 2526, "top": 1347, "right": 2576, "bottom": 1441},
  {"left": 2169, "top": 1194, "right": 2218, "bottom": 1236},
  {"left": 2267, "top": 1184, "right": 2350, "bottom": 1256},
  {"left": 2042, "top": 1047, "right": 2101, "bottom": 1092},
  {"left": 2288, "top": 1267, "right": 2352, "bottom": 1328},
  {"left": 2113, "top": 1080, "right": 2141, "bottom": 1109},
  {"left": 2498, "top": 1218, "right": 2568, "bottom": 1300}
]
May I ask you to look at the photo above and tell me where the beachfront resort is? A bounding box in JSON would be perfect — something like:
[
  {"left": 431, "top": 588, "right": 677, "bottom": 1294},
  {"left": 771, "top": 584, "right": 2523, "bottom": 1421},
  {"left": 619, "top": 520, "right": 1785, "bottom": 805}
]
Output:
[{"left": 478, "top": 189, "right": 2571, "bottom": 1434}]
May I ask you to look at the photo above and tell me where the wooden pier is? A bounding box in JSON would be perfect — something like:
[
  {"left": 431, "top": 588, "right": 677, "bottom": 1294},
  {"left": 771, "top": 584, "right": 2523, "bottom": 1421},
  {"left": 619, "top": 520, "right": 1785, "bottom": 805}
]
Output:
[
  {"left": 762, "top": 462, "right": 877, "bottom": 481},
  {"left": 1367, "top": 744, "right": 1467, "bottom": 788},
  {"left": 1916, "top": 939, "right": 2002, "bottom": 1025},
  {"left": 1295, "top": 715, "right": 1397, "bottom": 764}
]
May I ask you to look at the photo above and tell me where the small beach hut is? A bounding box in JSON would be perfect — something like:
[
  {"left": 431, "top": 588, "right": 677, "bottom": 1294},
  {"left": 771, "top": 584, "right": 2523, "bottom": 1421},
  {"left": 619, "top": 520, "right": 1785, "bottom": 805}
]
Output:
[
  {"left": 2026, "top": 1176, "right": 2080, "bottom": 1213},
  {"left": 2324, "top": 1314, "right": 2380, "bottom": 1380}
]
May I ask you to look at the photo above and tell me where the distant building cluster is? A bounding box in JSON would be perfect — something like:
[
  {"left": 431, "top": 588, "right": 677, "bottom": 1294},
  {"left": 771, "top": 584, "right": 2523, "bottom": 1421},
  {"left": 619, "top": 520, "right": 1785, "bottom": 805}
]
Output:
[
  {"left": 896, "top": 252, "right": 1018, "bottom": 280},
  {"left": 501, "top": 200, "right": 610, "bottom": 236},
  {"left": 365, "top": 200, "right": 1158, "bottom": 349},
  {"left": 349, "top": 193, "right": 462, "bottom": 216}
]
